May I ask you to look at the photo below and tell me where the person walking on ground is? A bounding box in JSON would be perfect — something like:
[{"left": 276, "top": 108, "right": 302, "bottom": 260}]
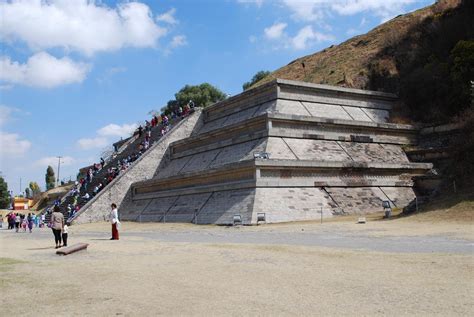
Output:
[
  {"left": 27, "top": 213, "right": 34, "bottom": 233},
  {"left": 62, "top": 223, "right": 69, "bottom": 247},
  {"left": 110, "top": 203, "right": 120, "bottom": 240},
  {"left": 50, "top": 206, "right": 64, "bottom": 248},
  {"left": 15, "top": 213, "right": 20, "bottom": 232}
]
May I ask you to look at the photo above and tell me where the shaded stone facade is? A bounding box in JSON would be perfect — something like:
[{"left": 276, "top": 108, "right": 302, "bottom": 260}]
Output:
[{"left": 84, "top": 79, "right": 432, "bottom": 225}]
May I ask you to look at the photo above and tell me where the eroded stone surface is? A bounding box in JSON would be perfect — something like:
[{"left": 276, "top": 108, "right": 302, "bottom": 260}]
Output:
[{"left": 76, "top": 80, "right": 429, "bottom": 225}]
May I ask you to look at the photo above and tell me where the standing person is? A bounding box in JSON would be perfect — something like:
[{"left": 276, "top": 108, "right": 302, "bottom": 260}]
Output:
[
  {"left": 8, "top": 213, "right": 14, "bottom": 229},
  {"left": 27, "top": 213, "right": 34, "bottom": 233},
  {"left": 15, "top": 213, "right": 20, "bottom": 232},
  {"left": 62, "top": 223, "right": 69, "bottom": 247},
  {"left": 0, "top": 214, "right": 3, "bottom": 228},
  {"left": 50, "top": 206, "right": 64, "bottom": 248},
  {"left": 110, "top": 203, "right": 120, "bottom": 240}
]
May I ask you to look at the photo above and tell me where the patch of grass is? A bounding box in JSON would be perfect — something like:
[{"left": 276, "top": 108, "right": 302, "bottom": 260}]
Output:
[
  {"left": 0, "top": 258, "right": 27, "bottom": 287},
  {"left": 0, "top": 257, "right": 25, "bottom": 266},
  {"left": 401, "top": 190, "right": 474, "bottom": 222}
]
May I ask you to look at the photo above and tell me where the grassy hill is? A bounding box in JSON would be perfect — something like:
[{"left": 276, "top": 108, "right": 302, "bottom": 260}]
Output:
[{"left": 254, "top": 0, "right": 473, "bottom": 124}]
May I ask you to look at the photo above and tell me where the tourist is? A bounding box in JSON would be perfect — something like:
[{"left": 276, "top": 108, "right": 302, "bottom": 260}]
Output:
[
  {"left": 50, "top": 206, "right": 64, "bottom": 248},
  {"left": 138, "top": 125, "right": 143, "bottom": 138},
  {"left": 32, "top": 213, "right": 38, "bottom": 227},
  {"left": 15, "top": 213, "right": 20, "bottom": 232},
  {"left": 110, "top": 203, "right": 120, "bottom": 240},
  {"left": 82, "top": 192, "right": 90, "bottom": 201},
  {"left": 62, "top": 223, "right": 69, "bottom": 247},
  {"left": 7, "top": 213, "right": 14, "bottom": 229},
  {"left": 145, "top": 121, "right": 151, "bottom": 138},
  {"left": 21, "top": 217, "right": 27, "bottom": 232},
  {"left": 93, "top": 185, "right": 99, "bottom": 196},
  {"left": 27, "top": 213, "right": 34, "bottom": 233}
]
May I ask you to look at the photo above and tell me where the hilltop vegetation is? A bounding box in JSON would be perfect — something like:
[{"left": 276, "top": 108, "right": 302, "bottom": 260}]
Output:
[{"left": 254, "top": 0, "right": 473, "bottom": 124}]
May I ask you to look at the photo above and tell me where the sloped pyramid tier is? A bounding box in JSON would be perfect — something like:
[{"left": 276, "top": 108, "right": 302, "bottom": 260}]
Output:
[{"left": 121, "top": 79, "right": 431, "bottom": 224}]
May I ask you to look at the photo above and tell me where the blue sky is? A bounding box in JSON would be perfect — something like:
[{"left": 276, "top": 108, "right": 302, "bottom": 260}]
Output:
[{"left": 0, "top": 0, "right": 434, "bottom": 194}]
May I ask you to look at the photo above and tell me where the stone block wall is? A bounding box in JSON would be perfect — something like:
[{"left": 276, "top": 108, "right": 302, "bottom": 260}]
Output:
[
  {"left": 119, "top": 80, "right": 431, "bottom": 225},
  {"left": 72, "top": 110, "right": 202, "bottom": 224}
]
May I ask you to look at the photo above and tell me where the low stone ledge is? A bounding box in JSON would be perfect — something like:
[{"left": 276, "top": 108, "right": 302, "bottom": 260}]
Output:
[
  {"left": 268, "top": 113, "right": 419, "bottom": 131},
  {"left": 254, "top": 159, "right": 433, "bottom": 171}
]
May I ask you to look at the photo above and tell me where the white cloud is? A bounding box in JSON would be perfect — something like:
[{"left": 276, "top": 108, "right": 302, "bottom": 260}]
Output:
[
  {"left": 264, "top": 23, "right": 287, "bottom": 40},
  {"left": 98, "top": 123, "right": 137, "bottom": 138},
  {"left": 0, "top": 52, "right": 91, "bottom": 88},
  {"left": 239, "top": 0, "right": 419, "bottom": 27},
  {"left": 0, "top": 131, "right": 31, "bottom": 157},
  {"left": 34, "top": 156, "right": 75, "bottom": 168},
  {"left": 0, "top": 84, "right": 13, "bottom": 91},
  {"left": 77, "top": 137, "right": 109, "bottom": 150},
  {"left": 164, "top": 35, "right": 187, "bottom": 55},
  {"left": 0, "top": 0, "right": 167, "bottom": 56},
  {"left": 292, "top": 25, "right": 334, "bottom": 50},
  {"left": 77, "top": 122, "right": 138, "bottom": 150},
  {"left": 237, "top": 0, "right": 264, "bottom": 7},
  {"left": 97, "top": 67, "right": 127, "bottom": 84},
  {"left": 282, "top": 0, "right": 326, "bottom": 22},
  {"left": 156, "top": 8, "right": 178, "bottom": 25},
  {"left": 169, "top": 35, "right": 187, "bottom": 49},
  {"left": 0, "top": 106, "right": 13, "bottom": 127},
  {"left": 331, "top": 0, "right": 416, "bottom": 21}
]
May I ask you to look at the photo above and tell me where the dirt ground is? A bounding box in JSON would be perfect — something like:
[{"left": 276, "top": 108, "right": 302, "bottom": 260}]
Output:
[{"left": 0, "top": 213, "right": 473, "bottom": 316}]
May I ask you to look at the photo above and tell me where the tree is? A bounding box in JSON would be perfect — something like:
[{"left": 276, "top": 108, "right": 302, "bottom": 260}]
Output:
[
  {"left": 174, "top": 83, "right": 227, "bottom": 108},
  {"left": 45, "top": 166, "right": 55, "bottom": 190},
  {"left": 29, "top": 181, "right": 41, "bottom": 197},
  {"left": 0, "top": 176, "right": 10, "bottom": 209},
  {"left": 25, "top": 188, "right": 32, "bottom": 199},
  {"left": 242, "top": 71, "right": 271, "bottom": 91}
]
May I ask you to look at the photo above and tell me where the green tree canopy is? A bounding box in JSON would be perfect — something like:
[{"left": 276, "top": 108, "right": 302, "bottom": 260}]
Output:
[
  {"left": 0, "top": 176, "right": 10, "bottom": 209},
  {"left": 29, "top": 181, "right": 41, "bottom": 196},
  {"left": 175, "top": 83, "right": 227, "bottom": 108},
  {"left": 160, "top": 83, "right": 227, "bottom": 115},
  {"left": 242, "top": 71, "right": 271, "bottom": 91},
  {"left": 45, "top": 166, "right": 55, "bottom": 190}
]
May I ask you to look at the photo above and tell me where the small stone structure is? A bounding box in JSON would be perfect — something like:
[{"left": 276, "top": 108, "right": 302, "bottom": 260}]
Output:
[{"left": 118, "top": 79, "right": 432, "bottom": 224}]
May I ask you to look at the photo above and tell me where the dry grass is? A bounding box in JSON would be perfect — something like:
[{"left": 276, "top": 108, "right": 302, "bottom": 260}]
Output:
[
  {"left": 0, "top": 218, "right": 472, "bottom": 316},
  {"left": 252, "top": 0, "right": 461, "bottom": 93}
]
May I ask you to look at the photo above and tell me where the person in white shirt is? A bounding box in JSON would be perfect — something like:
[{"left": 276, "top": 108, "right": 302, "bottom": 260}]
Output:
[
  {"left": 110, "top": 203, "right": 120, "bottom": 240},
  {"left": 62, "top": 224, "right": 69, "bottom": 247}
]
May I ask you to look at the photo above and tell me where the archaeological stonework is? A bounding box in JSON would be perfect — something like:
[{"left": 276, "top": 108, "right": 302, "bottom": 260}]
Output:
[
  {"left": 72, "top": 109, "right": 202, "bottom": 224},
  {"left": 116, "top": 79, "right": 432, "bottom": 224}
]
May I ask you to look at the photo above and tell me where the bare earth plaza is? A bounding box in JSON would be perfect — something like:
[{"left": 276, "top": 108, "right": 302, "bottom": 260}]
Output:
[{"left": 0, "top": 0, "right": 473, "bottom": 316}]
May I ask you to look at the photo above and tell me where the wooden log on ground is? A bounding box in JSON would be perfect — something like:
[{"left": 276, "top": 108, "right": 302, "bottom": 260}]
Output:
[{"left": 56, "top": 243, "right": 89, "bottom": 255}]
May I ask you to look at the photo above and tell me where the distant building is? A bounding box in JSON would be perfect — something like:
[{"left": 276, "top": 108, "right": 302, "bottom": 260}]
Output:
[{"left": 13, "top": 197, "right": 33, "bottom": 210}]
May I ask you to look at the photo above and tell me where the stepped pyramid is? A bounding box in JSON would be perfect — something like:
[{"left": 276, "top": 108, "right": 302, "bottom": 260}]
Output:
[{"left": 74, "top": 79, "right": 432, "bottom": 225}]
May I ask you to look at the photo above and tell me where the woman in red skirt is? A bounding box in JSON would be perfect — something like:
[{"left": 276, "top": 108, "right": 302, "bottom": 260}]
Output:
[{"left": 110, "top": 203, "right": 120, "bottom": 240}]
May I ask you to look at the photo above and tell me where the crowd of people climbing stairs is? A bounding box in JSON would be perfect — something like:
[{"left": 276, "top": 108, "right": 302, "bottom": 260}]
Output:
[{"left": 43, "top": 101, "right": 196, "bottom": 224}]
